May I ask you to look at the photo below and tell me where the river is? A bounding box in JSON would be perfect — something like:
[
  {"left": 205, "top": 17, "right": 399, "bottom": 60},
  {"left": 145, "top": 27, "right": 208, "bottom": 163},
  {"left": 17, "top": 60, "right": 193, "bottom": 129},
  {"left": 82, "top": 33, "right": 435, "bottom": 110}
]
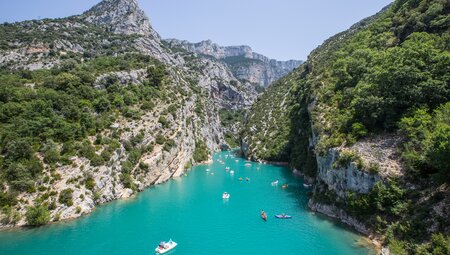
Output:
[{"left": 0, "top": 151, "right": 373, "bottom": 254}]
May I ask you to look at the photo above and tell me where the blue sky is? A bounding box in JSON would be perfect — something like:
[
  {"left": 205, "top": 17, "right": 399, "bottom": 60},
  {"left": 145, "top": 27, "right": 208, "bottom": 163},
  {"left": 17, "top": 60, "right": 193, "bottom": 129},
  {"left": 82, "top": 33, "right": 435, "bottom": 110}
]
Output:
[{"left": 0, "top": 0, "right": 393, "bottom": 60}]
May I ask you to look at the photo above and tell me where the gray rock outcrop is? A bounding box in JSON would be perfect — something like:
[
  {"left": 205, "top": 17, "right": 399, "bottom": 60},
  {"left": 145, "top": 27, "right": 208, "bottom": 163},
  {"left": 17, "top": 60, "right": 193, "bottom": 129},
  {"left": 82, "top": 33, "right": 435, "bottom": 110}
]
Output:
[{"left": 165, "top": 39, "right": 302, "bottom": 87}]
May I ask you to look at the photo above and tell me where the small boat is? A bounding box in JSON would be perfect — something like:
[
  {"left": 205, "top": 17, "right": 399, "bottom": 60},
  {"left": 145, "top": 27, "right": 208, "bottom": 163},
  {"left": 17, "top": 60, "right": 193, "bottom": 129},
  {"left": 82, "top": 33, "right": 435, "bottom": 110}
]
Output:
[
  {"left": 282, "top": 184, "right": 288, "bottom": 189},
  {"left": 235, "top": 160, "right": 239, "bottom": 162},
  {"left": 245, "top": 163, "right": 251, "bottom": 167},
  {"left": 303, "top": 183, "right": 312, "bottom": 188},
  {"left": 222, "top": 192, "right": 230, "bottom": 199},
  {"left": 239, "top": 177, "right": 243, "bottom": 181},
  {"left": 275, "top": 214, "right": 292, "bottom": 219},
  {"left": 230, "top": 170, "right": 234, "bottom": 174},
  {"left": 225, "top": 166, "right": 230, "bottom": 170},
  {"left": 245, "top": 177, "right": 250, "bottom": 181},
  {"left": 261, "top": 211, "right": 267, "bottom": 221},
  {"left": 155, "top": 239, "right": 177, "bottom": 254},
  {"left": 271, "top": 180, "right": 279, "bottom": 186},
  {"left": 206, "top": 169, "right": 210, "bottom": 172}
]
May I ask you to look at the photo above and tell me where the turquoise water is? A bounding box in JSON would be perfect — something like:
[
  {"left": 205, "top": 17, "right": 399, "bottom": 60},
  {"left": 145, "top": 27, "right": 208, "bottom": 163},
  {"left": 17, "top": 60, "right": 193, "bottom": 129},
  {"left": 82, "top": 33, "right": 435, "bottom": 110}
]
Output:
[{"left": 0, "top": 151, "right": 372, "bottom": 255}]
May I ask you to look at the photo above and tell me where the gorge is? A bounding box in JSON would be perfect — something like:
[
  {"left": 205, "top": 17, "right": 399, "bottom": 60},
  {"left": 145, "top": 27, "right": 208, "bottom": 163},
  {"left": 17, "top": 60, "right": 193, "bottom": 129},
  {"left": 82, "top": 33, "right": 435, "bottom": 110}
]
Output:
[{"left": 0, "top": 0, "right": 449, "bottom": 254}]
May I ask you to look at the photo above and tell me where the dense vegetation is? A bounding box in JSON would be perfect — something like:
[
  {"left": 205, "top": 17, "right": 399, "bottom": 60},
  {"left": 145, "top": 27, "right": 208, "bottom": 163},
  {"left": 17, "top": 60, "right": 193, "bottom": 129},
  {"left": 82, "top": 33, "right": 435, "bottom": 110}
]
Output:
[
  {"left": 192, "top": 140, "right": 209, "bottom": 163},
  {"left": 219, "top": 109, "right": 245, "bottom": 148},
  {"left": 242, "top": 0, "right": 449, "bottom": 253},
  {"left": 0, "top": 54, "right": 169, "bottom": 210}
]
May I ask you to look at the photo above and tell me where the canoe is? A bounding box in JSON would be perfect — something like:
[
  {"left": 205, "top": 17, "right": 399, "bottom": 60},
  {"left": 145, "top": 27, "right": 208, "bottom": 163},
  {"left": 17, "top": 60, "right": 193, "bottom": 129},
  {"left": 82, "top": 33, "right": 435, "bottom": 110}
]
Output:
[
  {"left": 275, "top": 214, "right": 292, "bottom": 219},
  {"left": 155, "top": 239, "right": 177, "bottom": 254},
  {"left": 261, "top": 212, "right": 267, "bottom": 221}
]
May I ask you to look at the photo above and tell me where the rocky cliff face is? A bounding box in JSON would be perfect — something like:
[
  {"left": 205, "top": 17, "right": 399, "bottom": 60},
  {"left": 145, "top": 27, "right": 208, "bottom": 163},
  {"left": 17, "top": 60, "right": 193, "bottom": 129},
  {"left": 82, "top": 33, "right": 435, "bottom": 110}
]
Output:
[
  {"left": 165, "top": 39, "right": 302, "bottom": 87},
  {"left": 241, "top": 1, "right": 450, "bottom": 252},
  {"left": 0, "top": 58, "right": 225, "bottom": 228},
  {"left": 0, "top": 0, "right": 241, "bottom": 227},
  {"left": 82, "top": 0, "right": 177, "bottom": 64}
]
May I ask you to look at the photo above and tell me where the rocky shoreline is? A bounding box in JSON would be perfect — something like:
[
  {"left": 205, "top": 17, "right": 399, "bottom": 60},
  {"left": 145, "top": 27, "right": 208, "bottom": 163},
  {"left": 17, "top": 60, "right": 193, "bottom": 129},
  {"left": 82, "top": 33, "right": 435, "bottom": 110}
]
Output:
[{"left": 307, "top": 200, "right": 387, "bottom": 254}]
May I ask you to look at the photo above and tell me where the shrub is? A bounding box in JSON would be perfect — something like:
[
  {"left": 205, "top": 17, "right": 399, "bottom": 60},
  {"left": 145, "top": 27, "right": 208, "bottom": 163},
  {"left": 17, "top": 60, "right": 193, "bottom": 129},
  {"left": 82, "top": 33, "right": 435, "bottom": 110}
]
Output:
[
  {"left": 58, "top": 188, "right": 73, "bottom": 206},
  {"left": 155, "top": 135, "right": 166, "bottom": 145},
  {"left": 43, "top": 147, "right": 61, "bottom": 164},
  {"left": 1, "top": 206, "right": 21, "bottom": 225},
  {"left": 367, "top": 162, "right": 380, "bottom": 174},
  {"left": 163, "top": 139, "right": 175, "bottom": 152},
  {"left": 0, "top": 192, "right": 18, "bottom": 208},
  {"left": 193, "top": 140, "right": 209, "bottom": 162},
  {"left": 141, "top": 101, "right": 155, "bottom": 111},
  {"left": 121, "top": 160, "right": 133, "bottom": 173},
  {"left": 120, "top": 173, "right": 136, "bottom": 191},
  {"left": 85, "top": 176, "right": 96, "bottom": 191},
  {"left": 158, "top": 116, "right": 169, "bottom": 128},
  {"left": 388, "top": 239, "right": 408, "bottom": 255},
  {"left": 25, "top": 205, "right": 50, "bottom": 226},
  {"left": 90, "top": 154, "right": 105, "bottom": 166},
  {"left": 335, "top": 150, "right": 357, "bottom": 168}
]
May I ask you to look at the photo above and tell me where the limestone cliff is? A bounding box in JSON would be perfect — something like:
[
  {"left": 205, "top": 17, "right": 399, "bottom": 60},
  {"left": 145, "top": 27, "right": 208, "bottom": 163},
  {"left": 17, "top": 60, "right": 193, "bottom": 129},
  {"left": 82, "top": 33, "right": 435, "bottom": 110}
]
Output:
[
  {"left": 165, "top": 39, "right": 302, "bottom": 87},
  {"left": 0, "top": 0, "right": 229, "bottom": 227}
]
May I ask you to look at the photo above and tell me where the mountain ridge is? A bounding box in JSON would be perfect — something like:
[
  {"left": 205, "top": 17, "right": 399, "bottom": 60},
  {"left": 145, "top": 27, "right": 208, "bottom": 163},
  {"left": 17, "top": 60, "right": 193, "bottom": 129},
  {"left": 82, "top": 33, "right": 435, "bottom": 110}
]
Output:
[{"left": 165, "top": 39, "right": 302, "bottom": 87}]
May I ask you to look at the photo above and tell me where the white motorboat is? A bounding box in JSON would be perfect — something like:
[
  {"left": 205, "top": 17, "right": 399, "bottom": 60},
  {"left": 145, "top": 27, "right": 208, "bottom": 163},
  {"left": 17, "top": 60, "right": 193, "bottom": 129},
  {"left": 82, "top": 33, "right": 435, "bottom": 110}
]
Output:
[
  {"left": 230, "top": 170, "right": 234, "bottom": 174},
  {"left": 155, "top": 239, "right": 177, "bottom": 254},
  {"left": 222, "top": 192, "right": 230, "bottom": 199}
]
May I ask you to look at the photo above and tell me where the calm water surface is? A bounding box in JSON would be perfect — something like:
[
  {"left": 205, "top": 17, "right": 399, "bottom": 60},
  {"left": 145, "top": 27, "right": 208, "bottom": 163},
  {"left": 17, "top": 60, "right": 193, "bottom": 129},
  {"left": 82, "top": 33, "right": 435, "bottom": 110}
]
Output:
[{"left": 0, "top": 151, "right": 373, "bottom": 255}]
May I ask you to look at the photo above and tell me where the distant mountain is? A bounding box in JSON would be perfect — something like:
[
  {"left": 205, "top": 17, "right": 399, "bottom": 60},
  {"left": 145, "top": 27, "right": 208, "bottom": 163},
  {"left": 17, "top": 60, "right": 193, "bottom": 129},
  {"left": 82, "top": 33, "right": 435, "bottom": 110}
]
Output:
[{"left": 165, "top": 39, "right": 302, "bottom": 88}]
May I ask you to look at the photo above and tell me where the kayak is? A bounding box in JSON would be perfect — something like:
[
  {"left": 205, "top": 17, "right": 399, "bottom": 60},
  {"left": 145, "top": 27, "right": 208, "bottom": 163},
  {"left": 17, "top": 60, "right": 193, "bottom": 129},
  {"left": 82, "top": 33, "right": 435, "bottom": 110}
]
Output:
[
  {"left": 261, "top": 212, "right": 267, "bottom": 221},
  {"left": 275, "top": 214, "right": 292, "bottom": 219},
  {"left": 155, "top": 239, "right": 177, "bottom": 254}
]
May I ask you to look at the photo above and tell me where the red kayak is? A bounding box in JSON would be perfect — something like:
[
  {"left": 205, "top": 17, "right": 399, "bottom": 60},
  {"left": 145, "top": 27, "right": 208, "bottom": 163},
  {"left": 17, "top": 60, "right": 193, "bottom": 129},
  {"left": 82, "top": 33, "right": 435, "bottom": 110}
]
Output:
[{"left": 261, "top": 211, "right": 267, "bottom": 221}]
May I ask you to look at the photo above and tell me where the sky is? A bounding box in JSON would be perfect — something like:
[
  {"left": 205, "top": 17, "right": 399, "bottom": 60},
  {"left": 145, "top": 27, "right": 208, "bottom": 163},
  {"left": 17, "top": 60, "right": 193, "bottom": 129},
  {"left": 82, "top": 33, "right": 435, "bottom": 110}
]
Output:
[{"left": 0, "top": 0, "right": 393, "bottom": 61}]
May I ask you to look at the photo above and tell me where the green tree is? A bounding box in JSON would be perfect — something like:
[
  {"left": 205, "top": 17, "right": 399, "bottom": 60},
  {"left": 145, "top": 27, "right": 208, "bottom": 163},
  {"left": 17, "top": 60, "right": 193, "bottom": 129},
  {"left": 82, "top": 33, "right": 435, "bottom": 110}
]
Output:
[
  {"left": 25, "top": 205, "right": 50, "bottom": 226},
  {"left": 58, "top": 188, "right": 73, "bottom": 206}
]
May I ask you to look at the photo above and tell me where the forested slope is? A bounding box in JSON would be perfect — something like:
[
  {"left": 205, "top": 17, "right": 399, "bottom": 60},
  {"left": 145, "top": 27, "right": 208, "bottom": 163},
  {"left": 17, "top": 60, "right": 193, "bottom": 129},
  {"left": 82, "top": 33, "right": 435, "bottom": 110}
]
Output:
[{"left": 242, "top": 0, "right": 449, "bottom": 253}]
